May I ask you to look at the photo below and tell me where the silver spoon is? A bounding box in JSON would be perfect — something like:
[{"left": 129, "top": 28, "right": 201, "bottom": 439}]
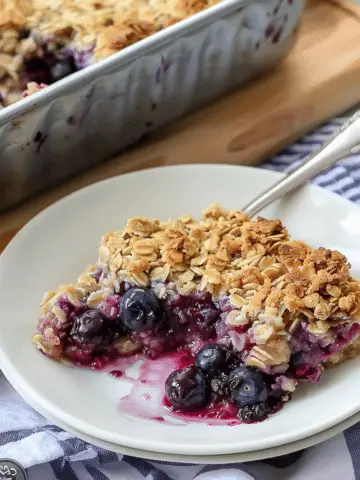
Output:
[{"left": 242, "top": 109, "right": 360, "bottom": 218}]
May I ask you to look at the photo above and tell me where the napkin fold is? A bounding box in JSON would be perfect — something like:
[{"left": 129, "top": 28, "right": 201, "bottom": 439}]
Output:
[{"left": 2, "top": 115, "right": 360, "bottom": 480}]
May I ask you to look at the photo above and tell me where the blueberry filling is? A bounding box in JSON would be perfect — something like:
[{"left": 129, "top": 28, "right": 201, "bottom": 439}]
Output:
[
  {"left": 164, "top": 344, "right": 276, "bottom": 422},
  {"left": 165, "top": 293, "right": 220, "bottom": 340},
  {"left": 60, "top": 287, "right": 223, "bottom": 360},
  {"left": 21, "top": 45, "right": 77, "bottom": 88},
  {"left": 39, "top": 286, "right": 287, "bottom": 422},
  {"left": 37, "top": 282, "right": 360, "bottom": 424},
  {"left": 129, "top": 292, "right": 221, "bottom": 358}
]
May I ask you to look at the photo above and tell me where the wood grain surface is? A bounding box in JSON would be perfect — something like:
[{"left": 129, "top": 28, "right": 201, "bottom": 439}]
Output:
[{"left": 1, "top": 0, "right": 360, "bottom": 249}]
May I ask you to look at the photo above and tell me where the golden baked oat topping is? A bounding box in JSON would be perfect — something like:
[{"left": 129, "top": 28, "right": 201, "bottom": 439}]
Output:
[
  {"left": 0, "top": 0, "right": 222, "bottom": 105},
  {"left": 98, "top": 202, "right": 360, "bottom": 317},
  {"left": 1, "top": 0, "right": 213, "bottom": 53},
  {"left": 0, "top": 0, "right": 300, "bottom": 112}
]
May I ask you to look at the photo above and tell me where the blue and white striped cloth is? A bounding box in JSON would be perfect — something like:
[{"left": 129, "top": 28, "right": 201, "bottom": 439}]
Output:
[{"left": 3, "top": 115, "right": 360, "bottom": 480}]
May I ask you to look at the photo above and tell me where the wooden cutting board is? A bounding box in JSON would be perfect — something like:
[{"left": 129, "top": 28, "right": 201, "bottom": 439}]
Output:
[{"left": 1, "top": 0, "right": 360, "bottom": 250}]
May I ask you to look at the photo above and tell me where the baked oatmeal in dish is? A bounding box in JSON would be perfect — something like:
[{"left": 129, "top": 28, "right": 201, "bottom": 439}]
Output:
[
  {"left": 0, "top": 0, "right": 302, "bottom": 109},
  {"left": 32, "top": 203, "right": 360, "bottom": 423},
  {"left": 0, "top": 0, "right": 226, "bottom": 107}
]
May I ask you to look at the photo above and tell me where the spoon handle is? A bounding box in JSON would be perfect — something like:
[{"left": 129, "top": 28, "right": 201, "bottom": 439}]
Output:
[{"left": 242, "top": 110, "right": 360, "bottom": 218}]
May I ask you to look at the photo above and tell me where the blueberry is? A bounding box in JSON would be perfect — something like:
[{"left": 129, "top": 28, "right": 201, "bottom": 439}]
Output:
[
  {"left": 195, "top": 344, "right": 229, "bottom": 376},
  {"left": 229, "top": 366, "right": 268, "bottom": 407},
  {"left": 165, "top": 366, "right": 210, "bottom": 410},
  {"left": 49, "top": 58, "right": 75, "bottom": 82},
  {"left": 22, "top": 57, "right": 52, "bottom": 85},
  {"left": 70, "top": 310, "right": 104, "bottom": 345},
  {"left": 119, "top": 287, "right": 161, "bottom": 331},
  {"left": 239, "top": 403, "right": 269, "bottom": 423},
  {"left": 191, "top": 296, "right": 220, "bottom": 338}
]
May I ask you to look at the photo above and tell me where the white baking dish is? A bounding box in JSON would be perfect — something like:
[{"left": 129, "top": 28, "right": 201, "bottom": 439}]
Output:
[{"left": 0, "top": 0, "right": 305, "bottom": 212}]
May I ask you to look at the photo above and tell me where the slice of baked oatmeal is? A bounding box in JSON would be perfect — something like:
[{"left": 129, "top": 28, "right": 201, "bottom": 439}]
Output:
[{"left": 32, "top": 203, "right": 360, "bottom": 422}]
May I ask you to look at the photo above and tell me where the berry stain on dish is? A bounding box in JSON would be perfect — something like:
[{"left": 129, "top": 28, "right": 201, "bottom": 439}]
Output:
[
  {"left": 32, "top": 203, "right": 360, "bottom": 426},
  {"left": 96, "top": 349, "right": 268, "bottom": 425}
]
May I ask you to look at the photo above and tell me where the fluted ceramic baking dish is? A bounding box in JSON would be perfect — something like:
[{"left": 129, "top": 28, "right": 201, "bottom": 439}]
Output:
[{"left": 0, "top": 0, "right": 304, "bottom": 212}]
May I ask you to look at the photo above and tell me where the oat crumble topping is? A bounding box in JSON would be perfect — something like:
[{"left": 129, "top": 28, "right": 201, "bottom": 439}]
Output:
[{"left": 35, "top": 203, "right": 360, "bottom": 369}]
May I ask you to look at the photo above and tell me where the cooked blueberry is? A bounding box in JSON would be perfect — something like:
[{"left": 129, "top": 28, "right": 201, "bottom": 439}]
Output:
[
  {"left": 239, "top": 403, "right": 269, "bottom": 423},
  {"left": 191, "top": 296, "right": 220, "bottom": 338},
  {"left": 165, "top": 366, "right": 210, "bottom": 410},
  {"left": 49, "top": 58, "right": 75, "bottom": 82},
  {"left": 195, "top": 344, "right": 229, "bottom": 376},
  {"left": 22, "top": 57, "right": 51, "bottom": 85},
  {"left": 70, "top": 310, "right": 104, "bottom": 345},
  {"left": 229, "top": 366, "right": 268, "bottom": 407},
  {"left": 119, "top": 287, "right": 161, "bottom": 331}
]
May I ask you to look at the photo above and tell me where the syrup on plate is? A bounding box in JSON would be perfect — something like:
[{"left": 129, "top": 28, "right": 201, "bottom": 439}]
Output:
[{"left": 102, "top": 350, "right": 241, "bottom": 425}]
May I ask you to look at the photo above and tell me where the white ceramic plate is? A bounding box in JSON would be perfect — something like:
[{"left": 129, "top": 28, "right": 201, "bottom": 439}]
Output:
[
  {"left": 4, "top": 356, "right": 360, "bottom": 464},
  {"left": 1, "top": 165, "right": 360, "bottom": 456}
]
